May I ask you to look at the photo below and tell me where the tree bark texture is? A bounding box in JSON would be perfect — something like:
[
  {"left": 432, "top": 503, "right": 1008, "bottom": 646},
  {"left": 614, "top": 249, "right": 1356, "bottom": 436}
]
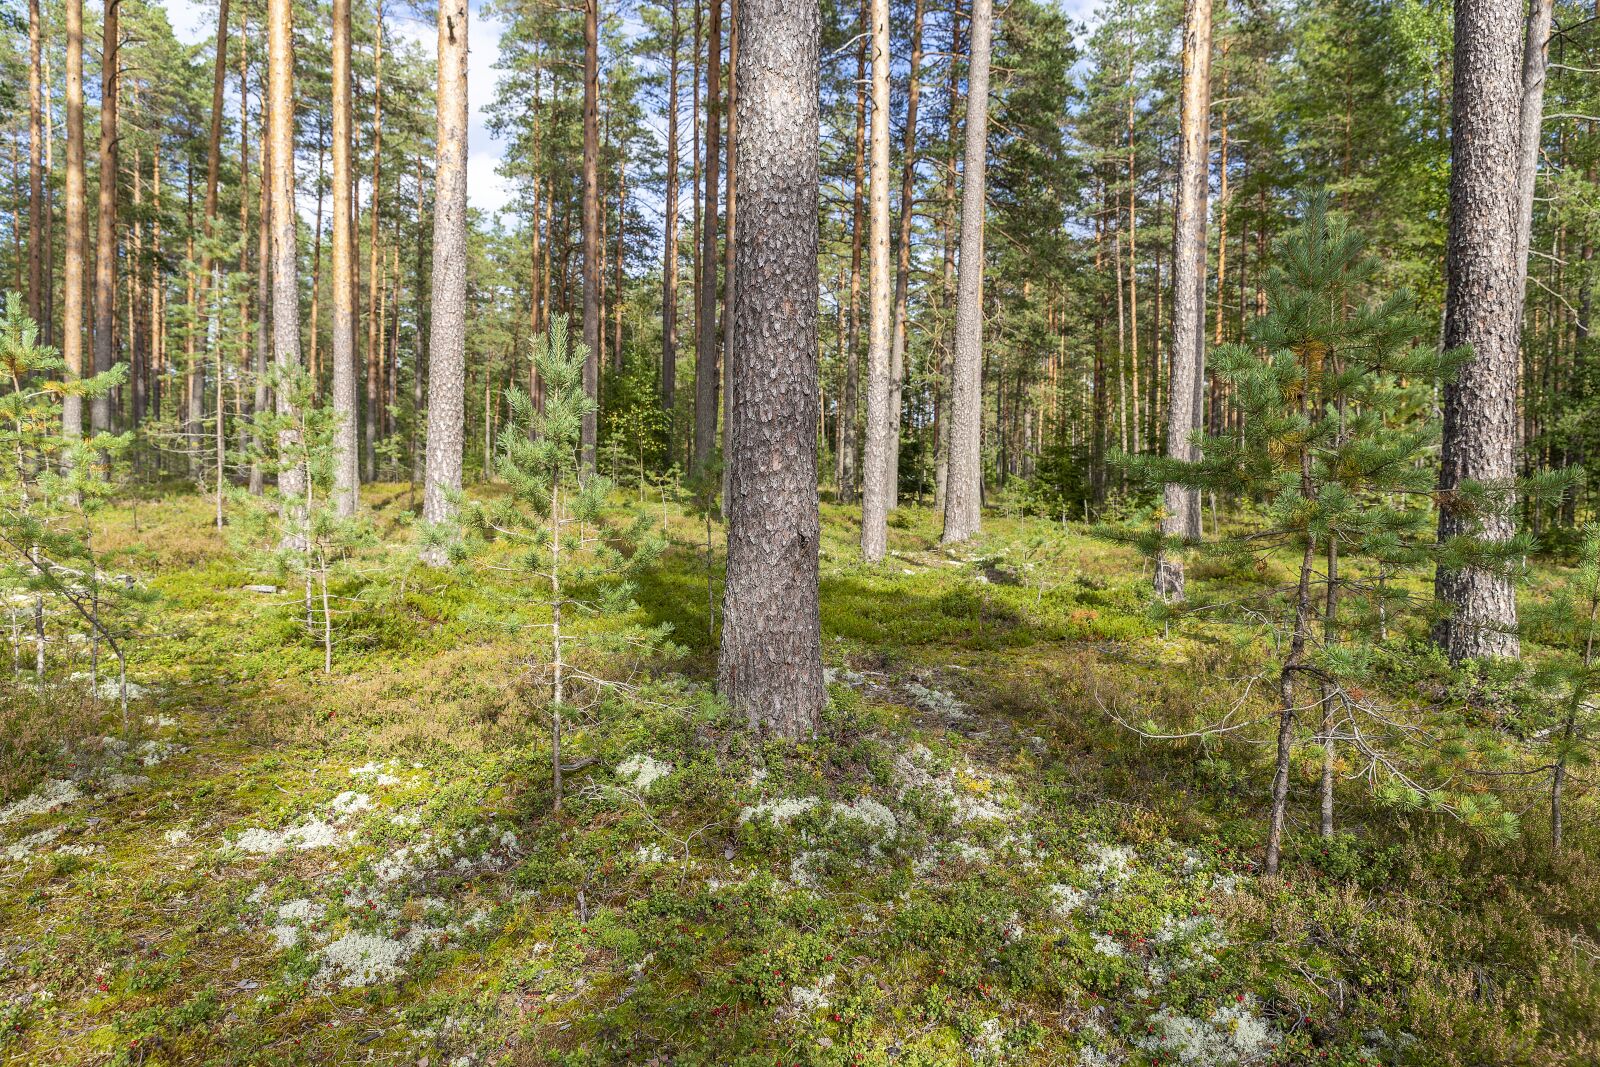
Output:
[
  {"left": 718, "top": 0, "right": 826, "bottom": 740},
  {"left": 692, "top": 0, "right": 723, "bottom": 477},
  {"left": 331, "top": 0, "right": 358, "bottom": 514},
  {"left": 62, "top": 0, "right": 85, "bottom": 440},
  {"left": 90, "top": 0, "right": 118, "bottom": 433},
  {"left": 1433, "top": 0, "right": 1526, "bottom": 662},
  {"left": 940, "top": 0, "right": 991, "bottom": 545},
  {"left": 860, "top": 0, "right": 893, "bottom": 561},
  {"left": 423, "top": 0, "right": 469, "bottom": 545},
  {"left": 581, "top": 0, "right": 601, "bottom": 470}
]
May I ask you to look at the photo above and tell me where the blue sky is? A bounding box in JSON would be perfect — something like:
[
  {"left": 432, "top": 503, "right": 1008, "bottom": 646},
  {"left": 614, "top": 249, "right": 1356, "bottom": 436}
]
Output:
[{"left": 162, "top": 0, "right": 1104, "bottom": 222}]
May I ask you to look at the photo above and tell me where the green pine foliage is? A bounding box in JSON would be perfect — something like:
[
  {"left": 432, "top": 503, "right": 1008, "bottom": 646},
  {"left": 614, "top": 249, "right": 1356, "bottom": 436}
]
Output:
[
  {"left": 1118, "top": 199, "right": 1526, "bottom": 858},
  {"left": 0, "top": 294, "right": 145, "bottom": 712},
  {"left": 451, "top": 315, "right": 672, "bottom": 809}
]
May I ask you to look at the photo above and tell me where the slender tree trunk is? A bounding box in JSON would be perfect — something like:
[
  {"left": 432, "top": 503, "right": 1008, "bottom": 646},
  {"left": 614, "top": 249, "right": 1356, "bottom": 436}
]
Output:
[
  {"left": 307, "top": 127, "right": 324, "bottom": 400},
  {"left": 860, "top": 0, "right": 893, "bottom": 561},
  {"left": 887, "top": 0, "right": 925, "bottom": 510},
  {"left": 268, "top": 0, "right": 305, "bottom": 518},
  {"left": 580, "top": 0, "right": 601, "bottom": 470},
  {"left": 61, "top": 0, "right": 86, "bottom": 442},
  {"left": 842, "top": 11, "right": 866, "bottom": 505},
  {"left": 662, "top": 0, "right": 681, "bottom": 465},
  {"left": 364, "top": 10, "right": 385, "bottom": 484},
  {"left": 718, "top": 0, "right": 825, "bottom": 739},
  {"left": 1433, "top": 0, "right": 1527, "bottom": 662},
  {"left": 251, "top": 118, "right": 271, "bottom": 495},
  {"left": 89, "top": 0, "right": 119, "bottom": 434},
  {"left": 940, "top": 0, "right": 991, "bottom": 544},
  {"left": 934, "top": 0, "right": 962, "bottom": 510},
  {"left": 422, "top": 0, "right": 469, "bottom": 553},
  {"left": 692, "top": 0, "right": 723, "bottom": 476},
  {"left": 330, "top": 0, "right": 358, "bottom": 513},
  {"left": 27, "top": 0, "right": 43, "bottom": 324},
  {"left": 1155, "top": 0, "right": 1212, "bottom": 602},
  {"left": 719, "top": 0, "right": 739, "bottom": 501}
]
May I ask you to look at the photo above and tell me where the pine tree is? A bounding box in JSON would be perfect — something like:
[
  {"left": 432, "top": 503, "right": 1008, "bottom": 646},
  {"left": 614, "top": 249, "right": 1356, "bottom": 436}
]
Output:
[
  {"left": 449, "top": 316, "right": 668, "bottom": 810},
  {"left": 1122, "top": 198, "right": 1540, "bottom": 875}
]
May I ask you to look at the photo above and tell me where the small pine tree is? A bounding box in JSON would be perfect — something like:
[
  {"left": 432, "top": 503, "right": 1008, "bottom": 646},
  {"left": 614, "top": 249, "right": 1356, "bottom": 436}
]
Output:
[
  {"left": 232, "top": 370, "right": 377, "bottom": 674},
  {"left": 1521, "top": 523, "right": 1600, "bottom": 852},
  {"left": 1120, "top": 199, "right": 1535, "bottom": 875},
  {"left": 448, "top": 316, "right": 671, "bottom": 810},
  {"left": 0, "top": 294, "right": 145, "bottom": 714}
]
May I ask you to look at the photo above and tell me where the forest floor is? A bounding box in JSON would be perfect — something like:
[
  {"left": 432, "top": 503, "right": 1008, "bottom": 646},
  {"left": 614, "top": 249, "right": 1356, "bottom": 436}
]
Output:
[{"left": 1, "top": 486, "right": 1597, "bottom": 1067}]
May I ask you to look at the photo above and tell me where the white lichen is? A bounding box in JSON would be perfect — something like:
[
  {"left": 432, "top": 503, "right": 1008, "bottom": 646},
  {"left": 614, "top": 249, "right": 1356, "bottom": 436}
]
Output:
[
  {"left": 1138, "top": 998, "right": 1277, "bottom": 1065},
  {"left": 233, "top": 818, "right": 346, "bottom": 855},
  {"left": 738, "top": 796, "right": 821, "bottom": 825},
  {"left": 0, "top": 779, "right": 82, "bottom": 826},
  {"left": 789, "top": 973, "right": 835, "bottom": 1012},
  {"left": 616, "top": 755, "right": 674, "bottom": 792}
]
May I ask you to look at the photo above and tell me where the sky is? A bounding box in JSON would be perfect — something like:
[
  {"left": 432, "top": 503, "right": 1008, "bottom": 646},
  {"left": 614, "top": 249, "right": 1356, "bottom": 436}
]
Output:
[{"left": 162, "top": 0, "right": 1103, "bottom": 224}]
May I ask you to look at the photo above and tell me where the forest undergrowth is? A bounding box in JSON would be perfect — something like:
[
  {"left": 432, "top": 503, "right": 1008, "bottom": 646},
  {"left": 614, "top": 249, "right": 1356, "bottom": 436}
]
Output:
[{"left": 0, "top": 486, "right": 1596, "bottom": 1067}]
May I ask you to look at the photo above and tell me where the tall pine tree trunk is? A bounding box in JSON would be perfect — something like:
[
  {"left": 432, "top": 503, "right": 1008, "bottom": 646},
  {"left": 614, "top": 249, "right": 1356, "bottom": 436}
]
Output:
[
  {"left": 268, "top": 0, "right": 304, "bottom": 518},
  {"left": 692, "top": 0, "right": 722, "bottom": 476},
  {"left": 860, "top": 0, "right": 893, "bottom": 561},
  {"left": 27, "top": 0, "right": 42, "bottom": 324},
  {"left": 90, "top": 0, "right": 118, "bottom": 434},
  {"left": 940, "top": 0, "right": 991, "bottom": 545},
  {"left": 719, "top": 0, "right": 739, "bottom": 501},
  {"left": 887, "top": 0, "right": 925, "bottom": 510},
  {"left": 61, "top": 0, "right": 85, "bottom": 442},
  {"left": 718, "top": 0, "right": 825, "bottom": 739},
  {"left": 1155, "top": 0, "right": 1212, "bottom": 601},
  {"left": 1433, "top": 0, "right": 1526, "bottom": 661},
  {"left": 422, "top": 0, "right": 469, "bottom": 553},
  {"left": 662, "top": 0, "right": 681, "bottom": 465},
  {"left": 331, "top": 0, "right": 358, "bottom": 513},
  {"left": 364, "top": 11, "right": 385, "bottom": 483},
  {"left": 580, "top": 0, "right": 601, "bottom": 470},
  {"left": 842, "top": 12, "right": 865, "bottom": 505}
]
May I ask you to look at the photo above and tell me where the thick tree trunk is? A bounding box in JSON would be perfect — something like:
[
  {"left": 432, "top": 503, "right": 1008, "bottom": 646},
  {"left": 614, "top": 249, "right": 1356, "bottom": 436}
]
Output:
[
  {"left": 887, "top": 0, "right": 925, "bottom": 510},
  {"left": 250, "top": 124, "right": 270, "bottom": 495},
  {"left": 1155, "top": 0, "right": 1212, "bottom": 602},
  {"left": 331, "top": 0, "right": 358, "bottom": 513},
  {"left": 422, "top": 0, "right": 469, "bottom": 552},
  {"left": 662, "top": 0, "right": 681, "bottom": 465},
  {"left": 692, "top": 0, "right": 722, "bottom": 476},
  {"left": 718, "top": 0, "right": 825, "bottom": 740},
  {"left": 90, "top": 0, "right": 119, "bottom": 434},
  {"left": 62, "top": 0, "right": 86, "bottom": 441},
  {"left": 1433, "top": 0, "right": 1526, "bottom": 662},
  {"left": 934, "top": 0, "right": 962, "bottom": 510},
  {"left": 267, "top": 0, "right": 304, "bottom": 512},
  {"left": 580, "top": 0, "right": 601, "bottom": 470},
  {"left": 27, "top": 0, "right": 42, "bottom": 324},
  {"left": 940, "top": 0, "right": 991, "bottom": 545},
  {"left": 860, "top": 0, "right": 893, "bottom": 561}
]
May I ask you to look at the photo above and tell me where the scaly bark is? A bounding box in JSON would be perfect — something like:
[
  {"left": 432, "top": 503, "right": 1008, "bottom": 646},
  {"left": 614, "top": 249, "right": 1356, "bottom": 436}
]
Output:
[
  {"left": 422, "top": 0, "right": 469, "bottom": 551},
  {"left": 1155, "top": 0, "right": 1213, "bottom": 601},
  {"left": 887, "top": 0, "right": 925, "bottom": 509},
  {"left": 718, "top": 0, "right": 825, "bottom": 739},
  {"left": 330, "top": 0, "right": 358, "bottom": 513},
  {"left": 1433, "top": 0, "right": 1527, "bottom": 661},
  {"left": 364, "top": 9, "right": 385, "bottom": 484},
  {"left": 692, "top": 0, "right": 722, "bottom": 476}
]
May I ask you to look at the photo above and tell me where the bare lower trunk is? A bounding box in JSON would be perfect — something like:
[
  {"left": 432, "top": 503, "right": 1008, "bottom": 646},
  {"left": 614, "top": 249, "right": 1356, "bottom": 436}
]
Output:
[
  {"left": 422, "top": 0, "right": 469, "bottom": 552},
  {"left": 940, "top": 0, "right": 992, "bottom": 545},
  {"left": 27, "top": 0, "right": 43, "bottom": 323},
  {"left": 331, "top": 0, "right": 358, "bottom": 513},
  {"left": 268, "top": 0, "right": 304, "bottom": 532},
  {"left": 364, "top": 13, "right": 385, "bottom": 484},
  {"left": 860, "top": 0, "right": 893, "bottom": 562},
  {"left": 718, "top": 0, "right": 825, "bottom": 739},
  {"left": 1155, "top": 0, "right": 1213, "bottom": 602},
  {"left": 1433, "top": 0, "right": 1527, "bottom": 662}
]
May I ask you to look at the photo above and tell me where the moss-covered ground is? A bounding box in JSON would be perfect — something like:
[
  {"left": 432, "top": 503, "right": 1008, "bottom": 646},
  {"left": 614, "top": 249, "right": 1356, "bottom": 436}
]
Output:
[{"left": 1, "top": 487, "right": 1596, "bottom": 1066}]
